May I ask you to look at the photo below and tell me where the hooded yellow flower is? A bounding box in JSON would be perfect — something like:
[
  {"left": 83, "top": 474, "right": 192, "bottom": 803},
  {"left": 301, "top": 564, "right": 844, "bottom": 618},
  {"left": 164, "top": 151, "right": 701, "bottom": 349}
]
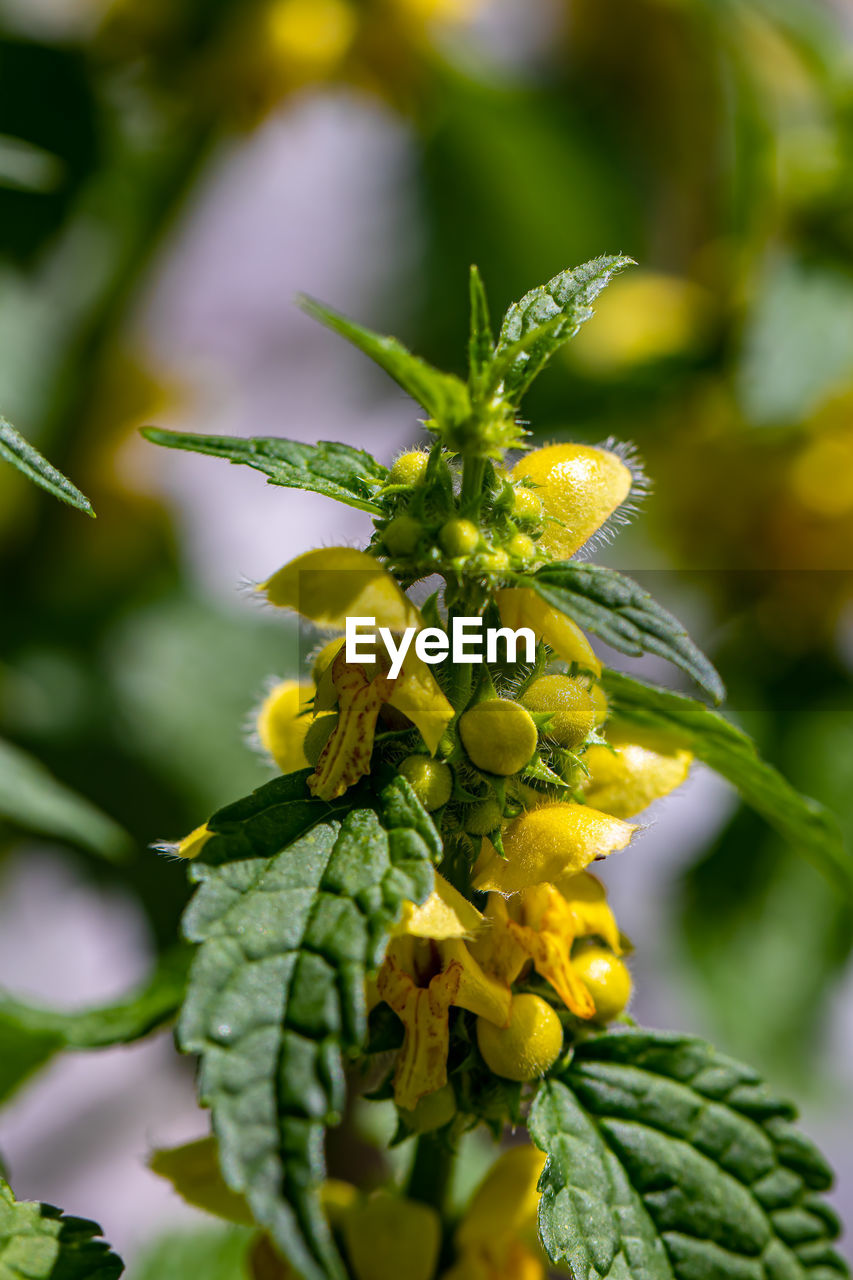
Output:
[
  {"left": 511, "top": 443, "right": 634, "bottom": 560},
  {"left": 376, "top": 874, "right": 512, "bottom": 1108},
  {"left": 262, "top": 547, "right": 453, "bottom": 756},
  {"left": 495, "top": 587, "right": 600, "bottom": 674},
  {"left": 473, "top": 874, "right": 622, "bottom": 1020},
  {"left": 472, "top": 802, "right": 635, "bottom": 895},
  {"left": 581, "top": 725, "right": 692, "bottom": 818},
  {"left": 443, "top": 1145, "right": 547, "bottom": 1280}
]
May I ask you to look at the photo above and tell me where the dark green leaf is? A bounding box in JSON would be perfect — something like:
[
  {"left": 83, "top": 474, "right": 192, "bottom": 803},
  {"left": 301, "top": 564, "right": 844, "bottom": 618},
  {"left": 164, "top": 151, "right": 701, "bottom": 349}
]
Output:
[
  {"left": 468, "top": 264, "right": 494, "bottom": 387},
  {"left": 0, "top": 418, "right": 94, "bottom": 515},
  {"left": 178, "top": 770, "right": 440, "bottom": 1280},
  {"left": 529, "top": 562, "right": 725, "bottom": 703},
  {"left": 495, "top": 255, "right": 634, "bottom": 401},
  {"left": 0, "top": 947, "right": 190, "bottom": 1105},
  {"left": 530, "top": 1028, "right": 847, "bottom": 1280},
  {"left": 0, "top": 737, "right": 131, "bottom": 861},
  {"left": 141, "top": 429, "right": 387, "bottom": 514},
  {"left": 298, "top": 294, "right": 471, "bottom": 428},
  {"left": 602, "top": 670, "right": 853, "bottom": 897},
  {"left": 0, "top": 1177, "right": 123, "bottom": 1279}
]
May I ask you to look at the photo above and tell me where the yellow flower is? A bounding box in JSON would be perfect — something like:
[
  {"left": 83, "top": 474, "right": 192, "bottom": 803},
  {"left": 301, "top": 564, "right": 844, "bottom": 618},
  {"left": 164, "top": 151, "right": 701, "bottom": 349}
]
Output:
[
  {"left": 443, "top": 1146, "right": 547, "bottom": 1280},
  {"left": 511, "top": 443, "right": 634, "bottom": 559},
  {"left": 569, "top": 272, "right": 710, "bottom": 373},
  {"left": 376, "top": 873, "right": 512, "bottom": 1107},
  {"left": 263, "top": 547, "right": 453, "bottom": 755},
  {"left": 308, "top": 648, "right": 394, "bottom": 799},
  {"left": 174, "top": 823, "right": 212, "bottom": 861},
  {"left": 495, "top": 587, "right": 601, "bottom": 674},
  {"left": 472, "top": 803, "right": 635, "bottom": 895},
  {"left": 264, "top": 0, "right": 357, "bottom": 83},
  {"left": 342, "top": 1190, "right": 441, "bottom": 1280},
  {"left": 581, "top": 726, "right": 692, "bottom": 818},
  {"left": 472, "top": 873, "right": 622, "bottom": 1020},
  {"left": 256, "top": 680, "right": 313, "bottom": 773}
]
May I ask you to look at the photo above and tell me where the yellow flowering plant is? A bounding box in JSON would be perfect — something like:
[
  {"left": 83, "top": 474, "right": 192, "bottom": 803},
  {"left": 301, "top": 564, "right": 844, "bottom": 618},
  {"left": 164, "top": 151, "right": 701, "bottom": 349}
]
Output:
[{"left": 138, "top": 259, "right": 850, "bottom": 1280}]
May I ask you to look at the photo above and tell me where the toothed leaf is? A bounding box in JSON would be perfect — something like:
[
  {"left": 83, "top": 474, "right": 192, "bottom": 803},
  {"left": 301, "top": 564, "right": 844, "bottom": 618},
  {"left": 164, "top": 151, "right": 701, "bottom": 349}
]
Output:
[
  {"left": 530, "top": 1028, "right": 847, "bottom": 1280},
  {"left": 468, "top": 264, "right": 495, "bottom": 387},
  {"left": 178, "top": 769, "right": 439, "bottom": 1280},
  {"left": 141, "top": 429, "right": 387, "bottom": 513},
  {"left": 496, "top": 255, "right": 634, "bottom": 401},
  {"left": 0, "top": 1179, "right": 123, "bottom": 1279},
  {"left": 528, "top": 562, "right": 725, "bottom": 703},
  {"left": 602, "top": 669, "right": 852, "bottom": 896}
]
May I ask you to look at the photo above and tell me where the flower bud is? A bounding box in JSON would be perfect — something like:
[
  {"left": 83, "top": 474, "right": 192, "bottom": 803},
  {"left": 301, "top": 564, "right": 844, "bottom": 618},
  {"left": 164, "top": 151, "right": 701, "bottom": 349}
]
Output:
[
  {"left": 439, "top": 517, "right": 480, "bottom": 557},
  {"left": 476, "top": 994, "right": 562, "bottom": 1081},
  {"left": 572, "top": 947, "right": 632, "bottom": 1022},
  {"left": 459, "top": 700, "right": 538, "bottom": 776},
  {"left": 463, "top": 798, "right": 504, "bottom": 835},
  {"left": 521, "top": 674, "right": 596, "bottom": 749},
  {"left": 402, "top": 1082, "right": 457, "bottom": 1132},
  {"left": 399, "top": 755, "right": 453, "bottom": 810},
  {"left": 383, "top": 514, "right": 423, "bottom": 557},
  {"left": 388, "top": 450, "right": 429, "bottom": 487}
]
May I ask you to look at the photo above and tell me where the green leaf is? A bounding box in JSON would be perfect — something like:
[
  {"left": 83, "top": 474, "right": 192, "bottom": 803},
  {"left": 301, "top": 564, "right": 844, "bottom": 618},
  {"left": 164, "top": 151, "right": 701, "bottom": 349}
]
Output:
[
  {"left": 0, "top": 947, "right": 190, "bottom": 1105},
  {"left": 528, "top": 563, "right": 725, "bottom": 703},
  {"left": 530, "top": 1028, "right": 847, "bottom": 1280},
  {"left": 0, "top": 1177, "right": 123, "bottom": 1279},
  {"left": 129, "top": 1225, "right": 252, "bottom": 1280},
  {"left": 141, "top": 429, "right": 388, "bottom": 514},
  {"left": 298, "top": 294, "right": 471, "bottom": 428},
  {"left": 0, "top": 737, "right": 132, "bottom": 861},
  {"left": 602, "top": 670, "right": 853, "bottom": 897},
  {"left": 468, "top": 264, "right": 494, "bottom": 387},
  {"left": 495, "top": 255, "right": 634, "bottom": 401},
  {"left": 0, "top": 418, "right": 94, "bottom": 515},
  {"left": 178, "top": 769, "right": 440, "bottom": 1280}
]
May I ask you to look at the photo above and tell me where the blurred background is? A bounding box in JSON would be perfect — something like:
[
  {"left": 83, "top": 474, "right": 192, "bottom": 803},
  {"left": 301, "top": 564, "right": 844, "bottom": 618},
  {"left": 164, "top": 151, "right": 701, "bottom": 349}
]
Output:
[{"left": 0, "top": 0, "right": 852, "bottom": 1271}]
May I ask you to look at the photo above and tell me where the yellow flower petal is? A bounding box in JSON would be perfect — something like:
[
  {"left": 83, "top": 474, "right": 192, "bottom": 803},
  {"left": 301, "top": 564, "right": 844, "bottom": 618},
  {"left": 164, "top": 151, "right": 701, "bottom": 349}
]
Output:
[
  {"left": 256, "top": 680, "right": 313, "bottom": 773},
  {"left": 386, "top": 652, "right": 454, "bottom": 755},
  {"left": 175, "top": 823, "right": 212, "bottom": 860},
  {"left": 438, "top": 939, "right": 512, "bottom": 1027},
  {"left": 149, "top": 1135, "right": 254, "bottom": 1226},
  {"left": 457, "top": 1146, "right": 546, "bottom": 1249},
  {"left": 504, "top": 885, "right": 595, "bottom": 1019},
  {"left": 343, "top": 1191, "right": 441, "bottom": 1280},
  {"left": 582, "top": 727, "right": 692, "bottom": 818},
  {"left": 395, "top": 873, "right": 485, "bottom": 940},
  {"left": 262, "top": 547, "right": 421, "bottom": 632},
  {"left": 473, "top": 803, "right": 635, "bottom": 895},
  {"left": 469, "top": 894, "right": 529, "bottom": 987},
  {"left": 308, "top": 651, "right": 393, "bottom": 800},
  {"left": 496, "top": 587, "right": 600, "bottom": 674},
  {"left": 511, "top": 444, "right": 633, "bottom": 559},
  {"left": 377, "top": 942, "right": 461, "bottom": 1109},
  {"left": 549, "top": 871, "right": 622, "bottom": 954}
]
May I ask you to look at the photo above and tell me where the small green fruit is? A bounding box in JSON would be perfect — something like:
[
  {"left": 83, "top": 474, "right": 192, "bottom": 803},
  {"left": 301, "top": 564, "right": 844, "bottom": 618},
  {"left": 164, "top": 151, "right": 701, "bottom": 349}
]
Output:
[
  {"left": 439, "top": 518, "right": 480, "bottom": 557},
  {"left": 383, "top": 515, "right": 423, "bottom": 557},
  {"left": 464, "top": 798, "right": 504, "bottom": 835},
  {"left": 388, "top": 451, "right": 429, "bottom": 487},
  {"left": 399, "top": 755, "right": 453, "bottom": 810},
  {"left": 402, "top": 1083, "right": 456, "bottom": 1131}
]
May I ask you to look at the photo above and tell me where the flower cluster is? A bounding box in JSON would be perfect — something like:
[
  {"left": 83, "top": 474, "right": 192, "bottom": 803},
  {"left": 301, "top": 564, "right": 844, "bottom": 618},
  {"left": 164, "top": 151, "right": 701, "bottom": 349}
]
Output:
[{"left": 180, "top": 439, "right": 693, "bottom": 1112}]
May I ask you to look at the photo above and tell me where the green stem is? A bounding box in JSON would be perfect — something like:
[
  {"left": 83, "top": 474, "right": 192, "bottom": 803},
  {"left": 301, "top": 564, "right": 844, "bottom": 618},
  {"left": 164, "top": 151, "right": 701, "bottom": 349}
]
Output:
[
  {"left": 460, "top": 455, "right": 486, "bottom": 516},
  {"left": 406, "top": 1134, "right": 455, "bottom": 1213}
]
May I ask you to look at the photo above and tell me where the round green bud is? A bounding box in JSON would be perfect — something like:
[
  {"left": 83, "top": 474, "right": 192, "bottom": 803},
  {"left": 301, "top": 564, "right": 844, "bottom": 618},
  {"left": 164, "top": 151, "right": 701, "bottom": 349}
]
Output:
[
  {"left": 439, "top": 518, "right": 480, "bottom": 558},
  {"left": 521, "top": 674, "right": 597, "bottom": 750},
  {"left": 304, "top": 712, "right": 338, "bottom": 764},
  {"left": 464, "top": 798, "right": 504, "bottom": 835},
  {"left": 388, "top": 451, "right": 429, "bottom": 487},
  {"left": 512, "top": 486, "right": 544, "bottom": 526},
  {"left": 383, "top": 514, "right": 423, "bottom": 557},
  {"left": 479, "top": 549, "right": 510, "bottom": 573},
  {"left": 399, "top": 755, "right": 453, "bottom": 810},
  {"left": 459, "top": 700, "right": 538, "bottom": 775},
  {"left": 506, "top": 532, "right": 536, "bottom": 562},
  {"left": 401, "top": 1082, "right": 456, "bottom": 1131}
]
